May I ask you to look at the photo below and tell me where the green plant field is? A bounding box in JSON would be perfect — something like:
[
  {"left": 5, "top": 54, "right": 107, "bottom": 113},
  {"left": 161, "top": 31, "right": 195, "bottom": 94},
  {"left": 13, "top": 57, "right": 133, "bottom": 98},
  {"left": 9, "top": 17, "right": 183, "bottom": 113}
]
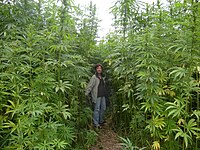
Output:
[{"left": 0, "top": 0, "right": 200, "bottom": 150}]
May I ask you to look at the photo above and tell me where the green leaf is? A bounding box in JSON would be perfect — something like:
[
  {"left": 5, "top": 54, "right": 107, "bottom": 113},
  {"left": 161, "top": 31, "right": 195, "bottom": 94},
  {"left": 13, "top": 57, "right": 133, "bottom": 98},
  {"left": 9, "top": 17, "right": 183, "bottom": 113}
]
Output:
[{"left": 192, "top": 110, "right": 200, "bottom": 120}]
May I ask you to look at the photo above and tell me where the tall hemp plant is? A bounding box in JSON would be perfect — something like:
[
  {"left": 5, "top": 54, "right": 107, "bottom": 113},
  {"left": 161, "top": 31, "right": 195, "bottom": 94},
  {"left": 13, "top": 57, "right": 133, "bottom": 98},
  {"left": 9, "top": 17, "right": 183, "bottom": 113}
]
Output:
[
  {"left": 0, "top": 0, "right": 75, "bottom": 149},
  {"left": 106, "top": 0, "right": 141, "bottom": 133},
  {"left": 0, "top": 0, "right": 99, "bottom": 149},
  {"left": 104, "top": 0, "right": 200, "bottom": 149}
]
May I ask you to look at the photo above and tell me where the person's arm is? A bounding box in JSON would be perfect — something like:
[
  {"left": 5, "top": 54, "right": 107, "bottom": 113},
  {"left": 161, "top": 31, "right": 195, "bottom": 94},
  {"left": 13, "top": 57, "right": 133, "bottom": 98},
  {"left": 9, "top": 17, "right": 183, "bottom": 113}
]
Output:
[{"left": 85, "top": 75, "right": 95, "bottom": 96}]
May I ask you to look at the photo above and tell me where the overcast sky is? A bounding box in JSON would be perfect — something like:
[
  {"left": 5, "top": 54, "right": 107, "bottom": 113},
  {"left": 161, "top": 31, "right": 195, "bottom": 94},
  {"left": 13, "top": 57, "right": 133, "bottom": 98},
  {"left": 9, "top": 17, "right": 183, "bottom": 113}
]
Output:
[{"left": 74, "top": 0, "right": 166, "bottom": 38}]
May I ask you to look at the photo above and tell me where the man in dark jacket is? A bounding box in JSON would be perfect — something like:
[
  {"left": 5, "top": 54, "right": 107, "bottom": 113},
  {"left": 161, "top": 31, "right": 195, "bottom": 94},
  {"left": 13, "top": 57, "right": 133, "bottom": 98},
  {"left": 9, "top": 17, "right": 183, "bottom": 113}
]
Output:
[{"left": 85, "top": 64, "right": 106, "bottom": 128}]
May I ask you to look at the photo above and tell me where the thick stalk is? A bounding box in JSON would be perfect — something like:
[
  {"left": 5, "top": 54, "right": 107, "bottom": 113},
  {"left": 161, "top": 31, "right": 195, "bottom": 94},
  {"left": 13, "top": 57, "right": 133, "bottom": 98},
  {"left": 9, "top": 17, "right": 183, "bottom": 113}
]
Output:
[
  {"left": 190, "top": 1, "right": 199, "bottom": 148},
  {"left": 196, "top": 70, "right": 199, "bottom": 149}
]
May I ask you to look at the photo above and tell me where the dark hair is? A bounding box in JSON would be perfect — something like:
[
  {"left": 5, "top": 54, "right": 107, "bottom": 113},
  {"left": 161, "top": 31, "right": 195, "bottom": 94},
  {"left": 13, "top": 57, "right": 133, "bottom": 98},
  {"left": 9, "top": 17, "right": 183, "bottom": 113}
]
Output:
[{"left": 94, "top": 63, "right": 103, "bottom": 70}]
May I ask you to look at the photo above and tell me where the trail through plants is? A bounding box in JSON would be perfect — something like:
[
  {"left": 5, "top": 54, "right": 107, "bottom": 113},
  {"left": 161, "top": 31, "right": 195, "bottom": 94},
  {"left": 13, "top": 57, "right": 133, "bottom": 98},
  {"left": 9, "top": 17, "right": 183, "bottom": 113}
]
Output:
[{"left": 90, "top": 117, "right": 122, "bottom": 150}]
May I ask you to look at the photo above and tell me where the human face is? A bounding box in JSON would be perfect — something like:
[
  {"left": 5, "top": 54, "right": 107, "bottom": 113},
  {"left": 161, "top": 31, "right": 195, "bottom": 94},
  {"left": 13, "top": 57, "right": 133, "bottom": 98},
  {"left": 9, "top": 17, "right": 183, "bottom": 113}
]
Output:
[{"left": 96, "top": 66, "right": 102, "bottom": 74}]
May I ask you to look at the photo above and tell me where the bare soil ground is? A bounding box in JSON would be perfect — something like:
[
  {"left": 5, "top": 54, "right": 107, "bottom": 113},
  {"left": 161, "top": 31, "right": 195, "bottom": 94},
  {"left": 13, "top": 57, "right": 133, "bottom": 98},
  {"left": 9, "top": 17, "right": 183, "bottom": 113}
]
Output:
[{"left": 90, "top": 118, "right": 122, "bottom": 150}]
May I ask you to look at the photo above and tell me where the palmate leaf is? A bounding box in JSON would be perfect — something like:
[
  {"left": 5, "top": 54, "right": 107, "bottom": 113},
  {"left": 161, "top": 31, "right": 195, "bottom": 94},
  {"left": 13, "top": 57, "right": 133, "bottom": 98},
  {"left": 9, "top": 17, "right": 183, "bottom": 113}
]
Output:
[
  {"left": 168, "top": 105, "right": 185, "bottom": 118},
  {"left": 55, "top": 80, "right": 72, "bottom": 93},
  {"left": 168, "top": 43, "right": 187, "bottom": 53},
  {"left": 146, "top": 116, "right": 166, "bottom": 140},
  {"left": 165, "top": 98, "right": 186, "bottom": 118},
  {"left": 136, "top": 71, "right": 149, "bottom": 78},
  {"left": 27, "top": 102, "right": 51, "bottom": 117},
  {"left": 3, "top": 120, "right": 17, "bottom": 134},
  {"left": 173, "top": 119, "right": 199, "bottom": 148},
  {"left": 34, "top": 140, "right": 54, "bottom": 150},
  {"left": 61, "top": 60, "right": 75, "bottom": 67},
  {"left": 50, "top": 139, "right": 69, "bottom": 149},
  {"left": 184, "top": 119, "right": 200, "bottom": 136},
  {"left": 182, "top": 133, "right": 192, "bottom": 148},
  {"left": 191, "top": 110, "right": 200, "bottom": 120},
  {"left": 51, "top": 101, "right": 72, "bottom": 120},
  {"left": 169, "top": 67, "right": 188, "bottom": 80},
  {"left": 141, "top": 101, "right": 151, "bottom": 113},
  {"left": 122, "top": 104, "right": 130, "bottom": 112},
  {"left": 174, "top": 127, "right": 192, "bottom": 148},
  {"left": 152, "top": 141, "right": 160, "bottom": 150},
  {"left": 119, "top": 136, "right": 134, "bottom": 150},
  {"left": 39, "top": 120, "right": 62, "bottom": 129},
  {"left": 119, "top": 136, "right": 146, "bottom": 150},
  {"left": 154, "top": 118, "right": 166, "bottom": 130},
  {"left": 57, "top": 125, "right": 76, "bottom": 144},
  {"left": 146, "top": 116, "right": 166, "bottom": 132},
  {"left": 4, "top": 100, "right": 25, "bottom": 119}
]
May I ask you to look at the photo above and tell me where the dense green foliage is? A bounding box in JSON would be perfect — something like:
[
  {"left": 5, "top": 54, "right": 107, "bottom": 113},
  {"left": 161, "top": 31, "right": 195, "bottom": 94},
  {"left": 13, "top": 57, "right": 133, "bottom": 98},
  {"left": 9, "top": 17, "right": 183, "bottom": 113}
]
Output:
[
  {"left": 1, "top": 0, "right": 200, "bottom": 150},
  {"left": 0, "top": 0, "right": 100, "bottom": 149},
  {"left": 101, "top": 0, "right": 200, "bottom": 149}
]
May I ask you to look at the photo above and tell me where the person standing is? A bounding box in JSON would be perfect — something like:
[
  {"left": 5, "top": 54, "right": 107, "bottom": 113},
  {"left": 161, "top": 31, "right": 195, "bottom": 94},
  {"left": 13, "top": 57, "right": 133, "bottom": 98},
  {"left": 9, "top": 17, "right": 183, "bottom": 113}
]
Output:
[{"left": 85, "top": 63, "right": 107, "bottom": 129}]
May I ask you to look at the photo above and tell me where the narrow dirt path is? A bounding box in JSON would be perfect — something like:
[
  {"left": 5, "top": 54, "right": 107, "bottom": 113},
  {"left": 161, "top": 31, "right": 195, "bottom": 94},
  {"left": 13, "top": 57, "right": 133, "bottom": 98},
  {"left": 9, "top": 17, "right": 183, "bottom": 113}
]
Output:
[{"left": 90, "top": 118, "right": 122, "bottom": 150}]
